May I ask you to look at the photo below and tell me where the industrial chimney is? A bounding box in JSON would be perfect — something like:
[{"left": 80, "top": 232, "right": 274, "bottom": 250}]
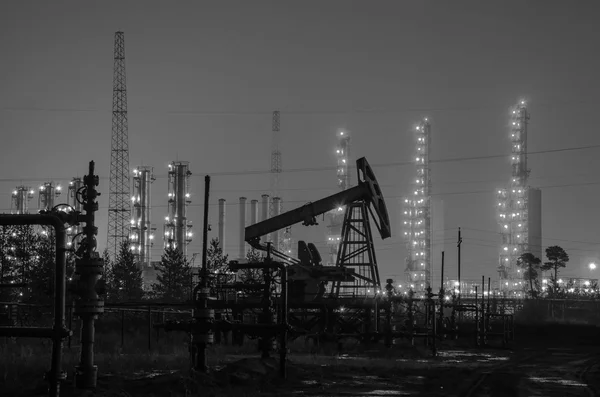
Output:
[
  {"left": 250, "top": 199, "right": 258, "bottom": 225},
  {"left": 218, "top": 198, "right": 226, "bottom": 252},
  {"left": 261, "top": 194, "right": 270, "bottom": 245},
  {"left": 271, "top": 197, "right": 281, "bottom": 251},
  {"left": 239, "top": 197, "right": 247, "bottom": 260}
]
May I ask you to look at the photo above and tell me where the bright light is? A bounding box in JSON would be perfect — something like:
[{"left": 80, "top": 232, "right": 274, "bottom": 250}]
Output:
[
  {"left": 589, "top": 263, "right": 597, "bottom": 271},
  {"left": 56, "top": 186, "right": 61, "bottom": 191}
]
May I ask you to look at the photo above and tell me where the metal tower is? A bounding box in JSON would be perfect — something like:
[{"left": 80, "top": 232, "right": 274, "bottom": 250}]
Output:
[
  {"left": 497, "top": 100, "right": 540, "bottom": 296},
  {"left": 164, "top": 161, "right": 193, "bottom": 257},
  {"left": 38, "top": 182, "right": 62, "bottom": 212},
  {"left": 403, "top": 118, "right": 432, "bottom": 292},
  {"left": 130, "top": 166, "right": 156, "bottom": 269},
  {"left": 67, "top": 178, "right": 84, "bottom": 248},
  {"left": 11, "top": 186, "right": 34, "bottom": 214},
  {"left": 107, "top": 31, "right": 131, "bottom": 259},
  {"left": 326, "top": 129, "right": 351, "bottom": 266}
]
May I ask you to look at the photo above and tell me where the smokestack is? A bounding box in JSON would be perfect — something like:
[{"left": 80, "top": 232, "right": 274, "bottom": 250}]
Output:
[
  {"left": 250, "top": 199, "right": 258, "bottom": 225},
  {"left": 218, "top": 198, "right": 226, "bottom": 252},
  {"left": 239, "top": 197, "right": 247, "bottom": 260},
  {"left": 272, "top": 197, "right": 281, "bottom": 251},
  {"left": 261, "top": 194, "right": 270, "bottom": 245}
]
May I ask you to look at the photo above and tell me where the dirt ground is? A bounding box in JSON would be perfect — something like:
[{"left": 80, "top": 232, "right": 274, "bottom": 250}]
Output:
[{"left": 6, "top": 324, "right": 600, "bottom": 397}]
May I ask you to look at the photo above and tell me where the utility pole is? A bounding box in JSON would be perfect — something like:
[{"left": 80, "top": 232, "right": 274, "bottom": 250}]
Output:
[
  {"left": 441, "top": 251, "right": 445, "bottom": 291},
  {"left": 457, "top": 227, "right": 462, "bottom": 298}
]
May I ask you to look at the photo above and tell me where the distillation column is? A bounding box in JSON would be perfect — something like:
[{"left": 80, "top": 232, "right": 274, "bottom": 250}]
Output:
[
  {"left": 11, "top": 186, "right": 34, "bottom": 214},
  {"left": 38, "top": 182, "right": 62, "bottom": 212},
  {"left": 131, "top": 166, "right": 155, "bottom": 269},
  {"left": 326, "top": 129, "right": 351, "bottom": 266},
  {"left": 164, "top": 161, "right": 192, "bottom": 257},
  {"left": 403, "top": 118, "right": 432, "bottom": 292}
]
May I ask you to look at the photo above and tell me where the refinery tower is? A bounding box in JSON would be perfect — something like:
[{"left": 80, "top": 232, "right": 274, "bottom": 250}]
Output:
[
  {"left": 403, "top": 119, "right": 444, "bottom": 292},
  {"left": 496, "top": 100, "right": 542, "bottom": 295},
  {"left": 164, "top": 161, "right": 193, "bottom": 257},
  {"left": 130, "top": 166, "right": 156, "bottom": 269},
  {"left": 326, "top": 129, "right": 351, "bottom": 266}
]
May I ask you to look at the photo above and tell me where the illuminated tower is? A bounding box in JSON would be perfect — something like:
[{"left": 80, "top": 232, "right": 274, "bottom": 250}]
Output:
[
  {"left": 67, "top": 178, "right": 84, "bottom": 248},
  {"left": 107, "top": 31, "right": 131, "bottom": 260},
  {"left": 11, "top": 186, "right": 34, "bottom": 214},
  {"left": 130, "top": 166, "right": 156, "bottom": 269},
  {"left": 403, "top": 118, "right": 432, "bottom": 291},
  {"left": 497, "top": 100, "right": 542, "bottom": 294},
  {"left": 164, "top": 161, "right": 192, "bottom": 257},
  {"left": 38, "top": 182, "right": 62, "bottom": 212},
  {"left": 326, "top": 129, "right": 351, "bottom": 266}
]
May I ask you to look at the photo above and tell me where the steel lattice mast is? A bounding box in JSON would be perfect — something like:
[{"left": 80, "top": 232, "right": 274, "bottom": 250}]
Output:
[
  {"left": 269, "top": 110, "right": 293, "bottom": 255},
  {"left": 107, "top": 31, "right": 131, "bottom": 259}
]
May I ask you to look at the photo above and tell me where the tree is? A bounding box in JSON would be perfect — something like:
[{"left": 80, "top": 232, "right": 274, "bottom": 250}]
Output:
[
  {"left": 152, "top": 247, "right": 191, "bottom": 301},
  {"left": 517, "top": 253, "right": 541, "bottom": 298},
  {"left": 206, "top": 238, "right": 233, "bottom": 285},
  {"left": 106, "top": 239, "right": 144, "bottom": 302},
  {"left": 542, "top": 246, "right": 569, "bottom": 295},
  {"left": 238, "top": 247, "right": 265, "bottom": 283}
]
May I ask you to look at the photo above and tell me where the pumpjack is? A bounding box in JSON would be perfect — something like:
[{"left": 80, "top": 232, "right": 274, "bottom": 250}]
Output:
[{"left": 244, "top": 157, "right": 391, "bottom": 301}]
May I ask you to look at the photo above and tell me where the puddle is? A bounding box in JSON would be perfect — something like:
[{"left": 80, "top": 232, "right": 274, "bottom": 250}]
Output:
[{"left": 528, "top": 376, "right": 587, "bottom": 387}]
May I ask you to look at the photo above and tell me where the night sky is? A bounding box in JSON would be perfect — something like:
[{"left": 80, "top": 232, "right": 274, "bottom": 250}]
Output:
[{"left": 1, "top": 1, "right": 600, "bottom": 286}]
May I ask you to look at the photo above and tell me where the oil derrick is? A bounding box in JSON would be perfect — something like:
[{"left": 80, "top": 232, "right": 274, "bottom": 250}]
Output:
[
  {"left": 403, "top": 119, "right": 432, "bottom": 292},
  {"left": 269, "top": 110, "right": 293, "bottom": 257},
  {"left": 130, "top": 166, "right": 156, "bottom": 269},
  {"left": 496, "top": 100, "right": 541, "bottom": 296},
  {"left": 107, "top": 31, "right": 131, "bottom": 259},
  {"left": 38, "top": 182, "right": 62, "bottom": 212},
  {"left": 164, "top": 161, "right": 193, "bottom": 257},
  {"left": 11, "top": 186, "right": 34, "bottom": 214},
  {"left": 327, "top": 130, "right": 351, "bottom": 266}
]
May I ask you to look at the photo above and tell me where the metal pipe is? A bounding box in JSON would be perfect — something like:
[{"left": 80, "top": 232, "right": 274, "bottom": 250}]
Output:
[
  {"left": 271, "top": 197, "right": 281, "bottom": 251},
  {"left": 239, "top": 197, "right": 247, "bottom": 260},
  {"left": 218, "top": 198, "right": 226, "bottom": 252},
  {"left": 0, "top": 213, "right": 69, "bottom": 397},
  {"left": 261, "top": 194, "right": 269, "bottom": 245},
  {"left": 202, "top": 177, "right": 211, "bottom": 276}
]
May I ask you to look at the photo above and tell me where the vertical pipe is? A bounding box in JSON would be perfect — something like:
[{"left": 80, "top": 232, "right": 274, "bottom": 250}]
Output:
[
  {"left": 239, "top": 197, "right": 247, "bottom": 260},
  {"left": 50, "top": 221, "right": 67, "bottom": 397},
  {"left": 218, "top": 198, "right": 226, "bottom": 252},
  {"left": 440, "top": 251, "right": 445, "bottom": 291},
  {"left": 271, "top": 197, "right": 281, "bottom": 251},
  {"left": 457, "top": 228, "right": 462, "bottom": 298},
  {"left": 250, "top": 199, "right": 258, "bottom": 225}
]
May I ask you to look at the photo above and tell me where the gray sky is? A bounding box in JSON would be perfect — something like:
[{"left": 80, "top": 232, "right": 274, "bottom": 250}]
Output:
[{"left": 1, "top": 0, "right": 600, "bottom": 285}]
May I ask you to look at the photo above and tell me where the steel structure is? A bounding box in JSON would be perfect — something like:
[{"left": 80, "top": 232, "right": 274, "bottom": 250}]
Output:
[
  {"left": 67, "top": 178, "right": 84, "bottom": 248},
  {"left": 11, "top": 186, "right": 34, "bottom": 214},
  {"left": 403, "top": 118, "right": 432, "bottom": 291},
  {"left": 38, "top": 182, "right": 62, "bottom": 212},
  {"left": 130, "top": 166, "right": 156, "bottom": 269},
  {"left": 164, "top": 161, "right": 192, "bottom": 256},
  {"left": 326, "top": 130, "right": 351, "bottom": 266},
  {"left": 497, "top": 101, "right": 538, "bottom": 294},
  {"left": 107, "top": 31, "right": 131, "bottom": 260}
]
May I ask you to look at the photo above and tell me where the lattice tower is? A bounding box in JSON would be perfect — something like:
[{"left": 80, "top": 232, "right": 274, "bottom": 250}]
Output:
[
  {"left": 107, "top": 31, "right": 131, "bottom": 259},
  {"left": 403, "top": 118, "right": 432, "bottom": 291}
]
